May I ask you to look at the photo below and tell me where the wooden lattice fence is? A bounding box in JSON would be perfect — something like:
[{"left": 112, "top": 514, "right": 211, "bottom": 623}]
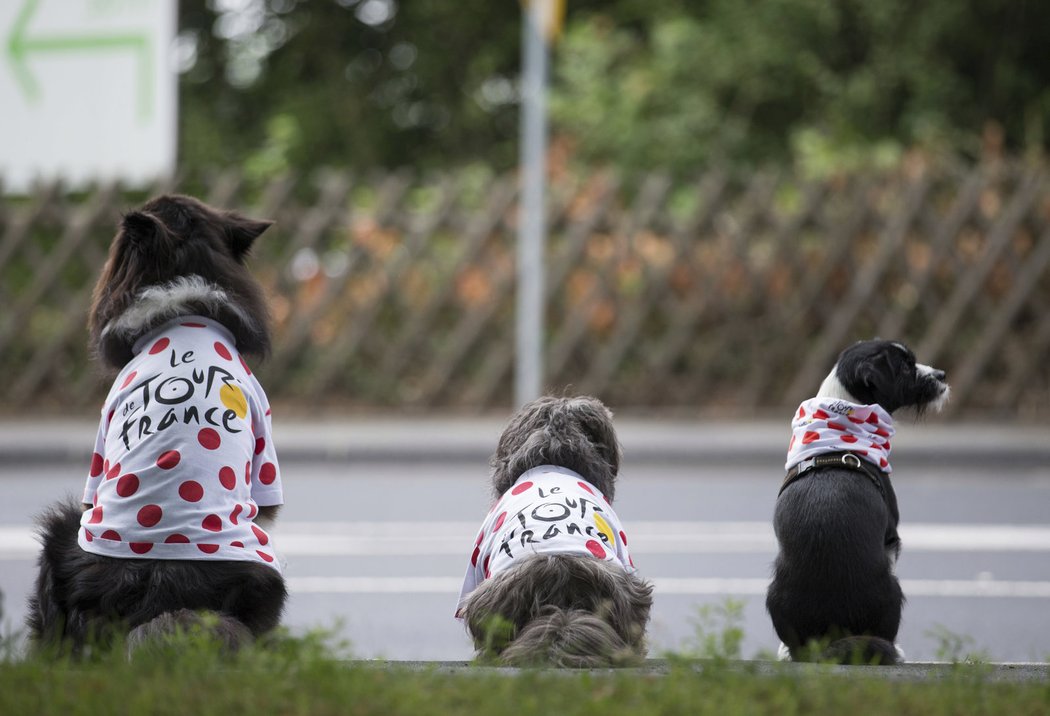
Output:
[{"left": 1, "top": 161, "right": 1049, "bottom": 418}]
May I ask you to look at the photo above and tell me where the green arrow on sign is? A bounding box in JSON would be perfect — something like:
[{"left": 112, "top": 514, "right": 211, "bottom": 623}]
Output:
[{"left": 7, "top": 0, "right": 154, "bottom": 120}]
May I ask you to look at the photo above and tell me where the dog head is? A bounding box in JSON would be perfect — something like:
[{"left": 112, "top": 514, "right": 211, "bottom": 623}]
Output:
[
  {"left": 490, "top": 396, "right": 621, "bottom": 500},
  {"left": 89, "top": 194, "right": 274, "bottom": 369},
  {"left": 817, "top": 339, "right": 950, "bottom": 414}
]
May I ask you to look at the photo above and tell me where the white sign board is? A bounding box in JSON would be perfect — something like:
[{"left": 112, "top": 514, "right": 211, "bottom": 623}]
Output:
[{"left": 0, "top": 0, "right": 176, "bottom": 194}]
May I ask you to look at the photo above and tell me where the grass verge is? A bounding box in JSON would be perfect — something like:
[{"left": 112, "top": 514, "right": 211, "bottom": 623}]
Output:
[{"left": 1, "top": 629, "right": 1048, "bottom": 716}]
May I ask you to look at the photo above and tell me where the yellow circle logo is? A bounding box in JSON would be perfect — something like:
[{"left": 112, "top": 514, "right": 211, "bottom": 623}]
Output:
[{"left": 220, "top": 384, "right": 248, "bottom": 419}]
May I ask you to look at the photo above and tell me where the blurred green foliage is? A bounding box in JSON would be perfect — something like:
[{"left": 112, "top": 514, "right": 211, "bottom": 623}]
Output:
[{"left": 178, "top": 0, "right": 1049, "bottom": 177}]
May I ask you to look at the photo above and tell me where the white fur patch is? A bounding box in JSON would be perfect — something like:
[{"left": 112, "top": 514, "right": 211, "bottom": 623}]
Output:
[
  {"left": 816, "top": 365, "right": 857, "bottom": 403},
  {"left": 917, "top": 363, "right": 951, "bottom": 412},
  {"left": 101, "top": 275, "right": 255, "bottom": 342}
]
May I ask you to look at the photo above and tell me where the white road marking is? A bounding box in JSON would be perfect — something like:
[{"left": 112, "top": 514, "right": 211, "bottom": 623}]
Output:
[
  {"left": 3, "top": 521, "right": 1050, "bottom": 557},
  {"left": 286, "top": 576, "right": 1050, "bottom": 599}
]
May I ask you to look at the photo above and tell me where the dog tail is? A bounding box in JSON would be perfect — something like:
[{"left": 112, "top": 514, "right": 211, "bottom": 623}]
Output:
[
  {"left": 28, "top": 498, "right": 89, "bottom": 649},
  {"left": 823, "top": 636, "right": 901, "bottom": 665},
  {"left": 126, "top": 609, "right": 254, "bottom": 656},
  {"left": 462, "top": 554, "right": 652, "bottom": 667},
  {"left": 499, "top": 606, "right": 640, "bottom": 668}
]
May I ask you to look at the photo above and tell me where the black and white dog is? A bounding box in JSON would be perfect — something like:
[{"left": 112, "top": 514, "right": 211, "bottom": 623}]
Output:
[
  {"left": 766, "top": 340, "right": 949, "bottom": 664},
  {"left": 29, "top": 195, "right": 286, "bottom": 655},
  {"left": 457, "top": 396, "right": 654, "bottom": 667}
]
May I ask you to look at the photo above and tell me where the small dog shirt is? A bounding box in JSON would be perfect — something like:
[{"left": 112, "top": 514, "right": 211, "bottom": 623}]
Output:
[
  {"left": 78, "top": 316, "right": 283, "bottom": 571},
  {"left": 456, "top": 465, "right": 637, "bottom": 616},
  {"left": 785, "top": 398, "right": 895, "bottom": 474}
]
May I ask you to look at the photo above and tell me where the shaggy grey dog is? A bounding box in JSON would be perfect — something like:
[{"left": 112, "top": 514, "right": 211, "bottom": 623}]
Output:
[{"left": 459, "top": 396, "right": 653, "bottom": 667}]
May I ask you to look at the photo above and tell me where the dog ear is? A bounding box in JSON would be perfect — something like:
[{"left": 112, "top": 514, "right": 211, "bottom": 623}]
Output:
[
  {"left": 224, "top": 213, "right": 273, "bottom": 259},
  {"left": 121, "top": 211, "right": 163, "bottom": 245}
]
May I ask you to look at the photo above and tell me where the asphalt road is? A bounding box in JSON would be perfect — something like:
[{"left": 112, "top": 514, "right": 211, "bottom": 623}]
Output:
[{"left": 2, "top": 452, "right": 1048, "bottom": 662}]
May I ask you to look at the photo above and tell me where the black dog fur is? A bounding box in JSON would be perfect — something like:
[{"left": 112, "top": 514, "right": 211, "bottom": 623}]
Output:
[{"left": 766, "top": 340, "right": 949, "bottom": 664}]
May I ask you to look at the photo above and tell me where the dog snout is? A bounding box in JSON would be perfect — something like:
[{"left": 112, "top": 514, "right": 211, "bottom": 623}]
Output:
[{"left": 932, "top": 369, "right": 946, "bottom": 382}]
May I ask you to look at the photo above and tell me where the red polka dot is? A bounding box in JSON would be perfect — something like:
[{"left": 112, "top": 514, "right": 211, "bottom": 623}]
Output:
[
  {"left": 629, "top": 555, "right": 635, "bottom": 568},
  {"left": 259, "top": 462, "right": 277, "bottom": 485},
  {"left": 245, "top": 462, "right": 251, "bottom": 485},
  {"left": 137, "top": 504, "right": 163, "bottom": 527},
  {"left": 106, "top": 461, "right": 121, "bottom": 480},
  {"left": 880, "top": 458, "right": 889, "bottom": 469},
  {"left": 493, "top": 512, "right": 507, "bottom": 531},
  {"left": 182, "top": 322, "right": 206, "bottom": 328},
  {"left": 577, "top": 482, "right": 594, "bottom": 495},
  {"left": 84, "top": 529, "right": 94, "bottom": 542},
  {"left": 239, "top": 356, "right": 252, "bottom": 375},
  {"left": 848, "top": 416, "right": 865, "bottom": 424},
  {"left": 116, "top": 474, "right": 140, "bottom": 497},
  {"left": 797, "top": 406, "right": 806, "bottom": 419},
  {"left": 813, "top": 409, "right": 830, "bottom": 420},
  {"left": 89, "top": 453, "right": 104, "bottom": 477},
  {"left": 156, "top": 450, "right": 181, "bottom": 469},
  {"left": 470, "top": 546, "right": 480, "bottom": 566},
  {"left": 120, "top": 371, "right": 138, "bottom": 389},
  {"left": 619, "top": 530, "right": 628, "bottom": 546},
  {"left": 198, "top": 428, "right": 221, "bottom": 450},
  {"left": 230, "top": 541, "right": 244, "bottom": 548},
  {"left": 178, "top": 480, "right": 204, "bottom": 502},
  {"left": 802, "top": 431, "right": 821, "bottom": 445},
  {"left": 475, "top": 530, "right": 485, "bottom": 546},
  {"left": 251, "top": 524, "right": 269, "bottom": 546},
  {"left": 230, "top": 504, "right": 243, "bottom": 525},
  {"left": 883, "top": 441, "right": 892, "bottom": 451},
  {"left": 254, "top": 437, "right": 266, "bottom": 455},
  {"left": 87, "top": 506, "right": 103, "bottom": 524},
  {"left": 788, "top": 435, "right": 796, "bottom": 451},
  {"left": 198, "top": 544, "right": 220, "bottom": 554},
  {"left": 165, "top": 534, "right": 190, "bottom": 544},
  {"left": 874, "top": 427, "right": 891, "bottom": 438},
  {"left": 866, "top": 413, "right": 880, "bottom": 424},
  {"left": 130, "top": 542, "right": 153, "bottom": 554},
  {"left": 585, "top": 540, "right": 607, "bottom": 559},
  {"left": 214, "top": 342, "right": 232, "bottom": 361},
  {"left": 826, "top": 421, "right": 846, "bottom": 432},
  {"left": 100, "top": 529, "right": 121, "bottom": 541},
  {"left": 841, "top": 435, "right": 859, "bottom": 444},
  {"left": 482, "top": 554, "right": 490, "bottom": 577},
  {"left": 246, "top": 503, "right": 258, "bottom": 519},
  {"left": 148, "top": 337, "right": 170, "bottom": 355},
  {"left": 219, "top": 466, "right": 237, "bottom": 490},
  {"left": 202, "top": 514, "right": 223, "bottom": 532},
  {"left": 511, "top": 481, "right": 533, "bottom": 495},
  {"left": 107, "top": 409, "right": 115, "bottom": 426},
  {"left": 265, "top": 408, "right": 272, "bottom": 416},
  {"left": 256, "top": 551, "right": 274, "bottom": 563}
]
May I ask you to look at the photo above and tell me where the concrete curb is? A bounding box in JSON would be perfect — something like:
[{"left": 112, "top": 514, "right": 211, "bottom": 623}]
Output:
[
  {"left": 352, "top": 659, "right": 1050, "bottom": 683},
  {"left": 1, "top": 418, "right": 1048, "bottom": 468}
]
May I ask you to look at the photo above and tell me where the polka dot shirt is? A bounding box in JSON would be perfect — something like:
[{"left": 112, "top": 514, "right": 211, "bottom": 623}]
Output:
[
  {"left": 456, "top": 466, "right": 636, "bottom": 617},
  {"left": 79, "top": 316, "right": 283, "bottom": 571}
]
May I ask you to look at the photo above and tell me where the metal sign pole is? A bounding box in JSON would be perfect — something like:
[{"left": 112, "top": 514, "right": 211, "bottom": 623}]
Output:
[{"left": 515, "top": 0, "right": 551, "bottom": 407}]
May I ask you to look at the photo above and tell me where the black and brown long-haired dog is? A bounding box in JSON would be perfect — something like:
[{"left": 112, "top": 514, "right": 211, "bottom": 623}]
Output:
[
  {"left": 29, "top": 194, "right": 286, "bottom": 655},
  {"left": 766, "top": 340, "right": 949, "bottom": 664},
  {"left": 457, "top": 396, "right": 653, "bottom": 667}
]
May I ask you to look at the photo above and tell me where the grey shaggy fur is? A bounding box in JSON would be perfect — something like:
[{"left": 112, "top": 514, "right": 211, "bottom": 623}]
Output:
[
  {"left": 463, "top": 396, "right": 653, "bottom": 667},
  {"left": 489, "top": 396, "right": 621, "bottom": 501},
  {"left": 463, "top": 554, "right": 653, "bottom": 667}
]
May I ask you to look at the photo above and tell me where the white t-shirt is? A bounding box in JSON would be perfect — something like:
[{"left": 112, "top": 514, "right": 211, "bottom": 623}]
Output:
[
  {"left": 456, "top": 466, "right": 637, "bottom": 616},
  {"left": 784, "top": 398, "right": 896, "bottom": 474},
  {"left": 78, "top": 316, "right": 283, "bottom": 572}
]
